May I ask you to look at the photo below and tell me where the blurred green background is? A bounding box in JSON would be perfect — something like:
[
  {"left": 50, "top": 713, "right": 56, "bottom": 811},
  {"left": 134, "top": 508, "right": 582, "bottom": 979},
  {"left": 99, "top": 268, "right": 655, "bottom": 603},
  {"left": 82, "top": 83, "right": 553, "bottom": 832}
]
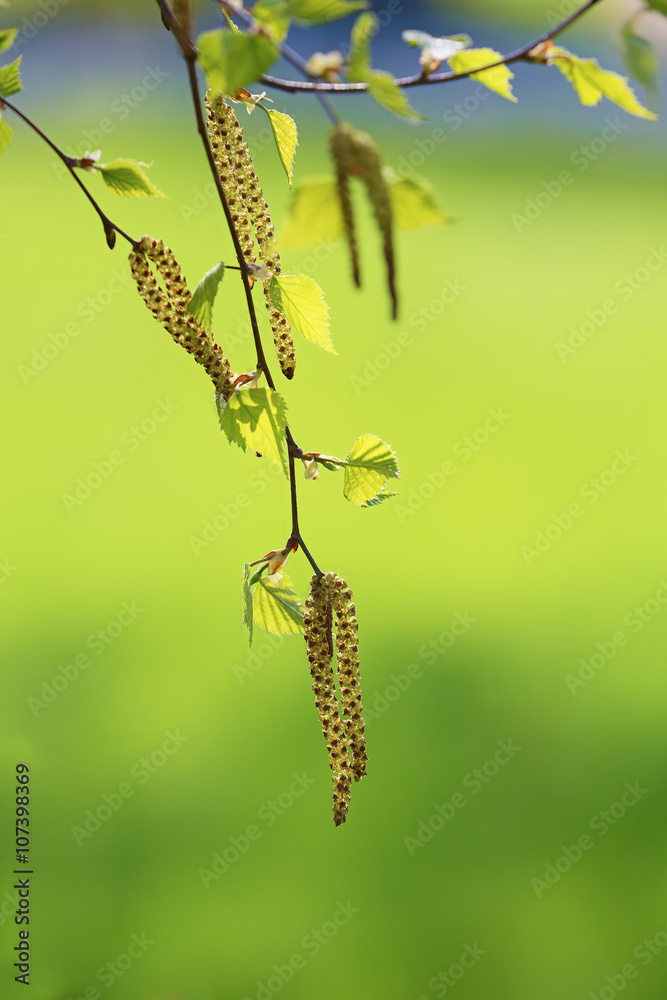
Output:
[{"left": 2, "top": 2, "right": 667, "bottom": 999}]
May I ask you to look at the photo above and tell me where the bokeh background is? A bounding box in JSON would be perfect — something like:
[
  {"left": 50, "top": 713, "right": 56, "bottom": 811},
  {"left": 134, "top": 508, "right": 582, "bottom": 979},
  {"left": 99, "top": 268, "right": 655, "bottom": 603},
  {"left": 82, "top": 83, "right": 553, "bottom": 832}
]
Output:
[{"left": 2, "top": 1, "right": 667, "bottom": 998}]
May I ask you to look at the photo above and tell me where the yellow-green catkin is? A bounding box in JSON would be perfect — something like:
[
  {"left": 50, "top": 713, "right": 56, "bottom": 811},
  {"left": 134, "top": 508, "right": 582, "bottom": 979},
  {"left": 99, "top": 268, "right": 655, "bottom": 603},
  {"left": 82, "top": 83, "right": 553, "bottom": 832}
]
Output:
[
  {"left": 129, "top": 236, "right": 235, "bottom": 402},
  {"left": 330, "top": 123, "right": 397, "bottom": 319},
  {"left": 205, "top": 92, "right": 296, "bottom": 380},
  {"left": 305, "top": 572, "right": 367, "bottom": 824},
  {"left": 304, "top": 574, "right": 352, "bottom": 825},
  {"left": 331, "top": 576, "right": 367, "bottom": 783},
  {"left": 329, "top": 125, "right": 360, "bottom": 288}
]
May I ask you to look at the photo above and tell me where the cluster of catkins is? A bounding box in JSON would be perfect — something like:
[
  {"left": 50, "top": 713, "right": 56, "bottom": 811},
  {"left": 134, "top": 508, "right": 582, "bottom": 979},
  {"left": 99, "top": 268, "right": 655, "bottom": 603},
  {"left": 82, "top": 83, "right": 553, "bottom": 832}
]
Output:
[
  {"left": 205, "top": 91, "right": 296, "bottom": 380},
  {"left": 329, "top": 123, "right": 397, "bottom": 319},
  {"left": 304, "top": 573, "right": 367, "bottom": 825},
  {"left": 128, "top": 236, "right": 236, "bottom": 403}
]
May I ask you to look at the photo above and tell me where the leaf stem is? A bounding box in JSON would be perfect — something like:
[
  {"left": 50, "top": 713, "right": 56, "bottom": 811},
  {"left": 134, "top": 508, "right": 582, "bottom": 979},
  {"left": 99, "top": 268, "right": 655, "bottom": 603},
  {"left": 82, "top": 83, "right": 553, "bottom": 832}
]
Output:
[{"left": 1, "top": 96, "right": 139, "bottom": 249}]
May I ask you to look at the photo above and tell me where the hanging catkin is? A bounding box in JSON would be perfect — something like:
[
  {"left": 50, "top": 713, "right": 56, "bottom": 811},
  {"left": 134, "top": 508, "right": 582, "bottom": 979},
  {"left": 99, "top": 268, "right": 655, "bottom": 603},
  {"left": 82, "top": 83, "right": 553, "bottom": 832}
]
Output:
[
  {"left": 129, "top": 236, "right": 235, "bottom": 403},
  {"left": 304, "top": 572, "right": 367, "bottom": 824},
  {"left": 329, "top": 123, "right": 397, "bottom": 319},
  {"left": 205, "top": 92, "right": 296, "bottom": 380}
]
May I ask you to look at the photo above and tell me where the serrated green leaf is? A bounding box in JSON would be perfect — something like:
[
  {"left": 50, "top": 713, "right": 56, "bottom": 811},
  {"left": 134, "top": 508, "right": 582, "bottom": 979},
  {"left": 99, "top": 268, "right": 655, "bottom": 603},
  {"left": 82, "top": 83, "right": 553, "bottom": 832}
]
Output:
[
  {"left": 388, "top": 173, "right": 450, "bottom": 230},
  {"left": 219, "top": 386, "right": 288, "bottom": 475},
  {"left": 286, "top": 0, "right": 367, "bottom": 24},
  {"left": 197, "top": 28, "right": 278, "bottom": 97},
  {"left": 0, "top": 28, "right": 17, "bottom": 53},
  {"left": 252, "top": 0, "right": 291, "bottom": 42},
  {"left": 551, "top": 49, "right": 657, "bottom": 120},
  {"left": 367, "top": 70, "right": 427, "bottom": 121},
  {"left": 449, "top": 47, "right": 516, "bottom": 102},
  {"left": 269, "top": 274, "right": 336, "bottom": 353},
  {"left": 347, "top": 14, "right": 424, "bottom": 118},
  {"left": 341, "top": 433, "right": 400, "bottom": 506},
  {"left": 281, "top": 178, "right": 343, "bottom": 247},
  {"left": 0, "top": 116, "right": 12, "bottom": 153},
  {"left": 621, "top": 22, "right": 658, "bottom": 99},
  {"left": 254, "top": 572, "right": 305, "bottom": 636},
  {"left": 262, "top": 107, "right": 298, "bottom": 185},
  {"left": 188, "top": 261, "right": 225, "bottom": 330},
  {"left": 362, "top": 489, "right": 398, "bottom": 508},
  {"left": 347, "top": 10, "right": 375, "bottom": 81},
  {"left": 0, "top": 55, "right": 22, "bottom": 97},
  {"left": 242, "top": 562, "right": 254, "bottom": 646},
  {"left": 98, "top": 159, "right": 165, "bottom": 198}
]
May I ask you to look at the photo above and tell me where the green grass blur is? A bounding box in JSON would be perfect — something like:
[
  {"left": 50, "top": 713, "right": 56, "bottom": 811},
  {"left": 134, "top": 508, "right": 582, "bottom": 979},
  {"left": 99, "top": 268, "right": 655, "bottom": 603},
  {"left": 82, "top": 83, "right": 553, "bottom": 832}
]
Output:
[{"left": 2, "top": 39, "right": 667, "bottom": 1000}]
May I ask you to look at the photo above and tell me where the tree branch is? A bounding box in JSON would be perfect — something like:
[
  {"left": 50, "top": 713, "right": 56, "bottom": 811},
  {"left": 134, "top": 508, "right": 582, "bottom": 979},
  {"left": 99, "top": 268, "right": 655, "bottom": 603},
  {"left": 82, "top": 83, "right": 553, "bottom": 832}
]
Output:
[
  {"left": 1, "top": 96, "right": 139, "bottom": 249},
  {"left": 254, "top": 0, "right": 605, "bottom": 94}
]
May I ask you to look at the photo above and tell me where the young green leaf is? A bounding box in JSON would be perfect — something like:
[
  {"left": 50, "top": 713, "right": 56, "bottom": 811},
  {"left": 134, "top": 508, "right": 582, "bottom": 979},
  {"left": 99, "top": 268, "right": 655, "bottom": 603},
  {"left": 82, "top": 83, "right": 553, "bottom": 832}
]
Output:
[
  {"left": 242, "top": 562, "right": 254, "bottom": 646},
  {"left": 361, "top": 488, "right": 399, "bottom": 508},
  {"left": 387, "top": 173, "right": 451, "bottom": 231},
  {"left": 0, "top": 116, "right": 12, "bottom": 153},
  {"left": 347, "top": 11, "right": 375, "bottom": 80},
  {"left": 254, "top": 572, "right": 305, "bottom": 636},
  {"left": 621, "top": 22, "right": 658, "bottom": 98},
  {"left": 550, "top": 48, "right": 657, "bottom": 119},
  {"left": 269, "top": 274, "right": 336, "bottom": 353},
  {"left": 252, "top": 0, "right": 291, "bottom": 42},
  {"left": 281, "top": 178, "right": 343, "bottom": 247},
  {"left": 341, "top": 434, "right": 400, "bottom": 506},
  {"left": 262, "top": 107, "right": 298, "bottom": 185},
  {"left": 0, "top": 55, "right": 22, "bottom": 96},
  {"left": 188, "top": 262, "right": 225, "bottom": 330},
  {"left": 286, "top": 0, "right": 367, "bottom": 24},
  {"left": 219, "top": 386, "right": 289, "bottom": 476},
  {"left": 98, "top": 159, "right": 165, "bottom": 198},
  {"left": 646, "top": 0, "right": 667, "bottom": 13},
  {"left": 0, "top": 28, "right": 17, "bottom": 53},
  {"left": 448, "top": 48, "right": 516, "bottom": 102},
  {"left": 367, "top": 70, "right": 427, "bottom": 121},
  {"left": 347, "top": 14, "right": 424, "bottom": 119},
  {"left": 197, "top": 28, "right": 278, "bottom": 97}
]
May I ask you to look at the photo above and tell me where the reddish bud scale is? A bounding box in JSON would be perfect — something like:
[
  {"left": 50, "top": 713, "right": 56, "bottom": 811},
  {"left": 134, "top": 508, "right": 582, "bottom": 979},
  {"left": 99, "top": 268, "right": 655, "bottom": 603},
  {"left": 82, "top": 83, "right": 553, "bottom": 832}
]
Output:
[
  {"left": 129, "top": 239, "right": 235, "bottom": 401},
  {"left": 205, "top": 91, "right": 296, "bottom": 381}
]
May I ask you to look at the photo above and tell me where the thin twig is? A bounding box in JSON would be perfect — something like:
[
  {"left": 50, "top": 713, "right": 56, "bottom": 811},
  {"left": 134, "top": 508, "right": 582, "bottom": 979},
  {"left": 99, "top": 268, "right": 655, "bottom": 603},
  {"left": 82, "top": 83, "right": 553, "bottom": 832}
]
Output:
[
  {"left": 1, "top": 96, "right": 139, "bottom": 249},
  {"left": 255, "top": 0, "right": 605, "bottom": 94}
]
